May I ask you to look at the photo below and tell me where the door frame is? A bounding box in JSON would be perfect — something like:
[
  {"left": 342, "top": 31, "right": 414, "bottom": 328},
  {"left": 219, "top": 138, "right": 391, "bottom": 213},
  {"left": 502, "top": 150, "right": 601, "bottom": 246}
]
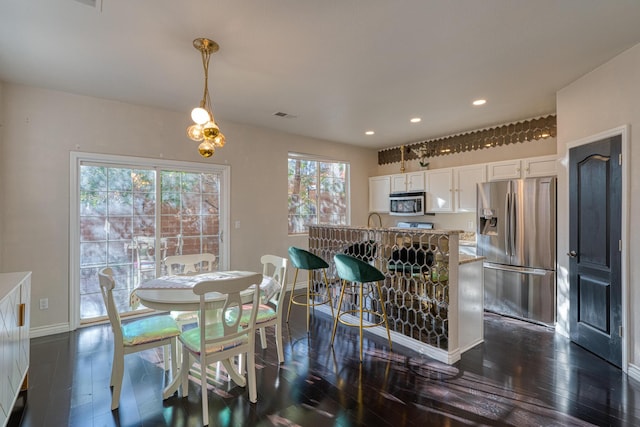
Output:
[
  {"left": 69, "top": 152, "right": 231, "bottom": 331},
  {"left": 564, "top": 125, "right": 629, "bottom": 371}
]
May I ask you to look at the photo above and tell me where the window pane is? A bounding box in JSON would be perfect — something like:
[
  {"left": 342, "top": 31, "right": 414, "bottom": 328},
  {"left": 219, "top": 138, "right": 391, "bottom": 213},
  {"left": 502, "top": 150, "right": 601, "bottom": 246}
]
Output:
[{"left": 288, "top": 157, "right": 349, "bottom": 234}]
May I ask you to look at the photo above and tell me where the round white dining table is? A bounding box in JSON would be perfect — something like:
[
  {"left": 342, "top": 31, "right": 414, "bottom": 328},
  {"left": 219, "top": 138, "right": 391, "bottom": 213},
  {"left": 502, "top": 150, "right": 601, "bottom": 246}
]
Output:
[
  {"left": 132, "top": 270, "right": 276, "bottom": 312},
  {"left": 130, "top": 270, "right": 277, "bottom": 399}
]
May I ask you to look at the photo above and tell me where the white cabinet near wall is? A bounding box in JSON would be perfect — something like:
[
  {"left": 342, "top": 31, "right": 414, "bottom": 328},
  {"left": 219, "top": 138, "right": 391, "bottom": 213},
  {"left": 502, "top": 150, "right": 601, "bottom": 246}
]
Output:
[
  {"left": 390, "top": 171, "right": 425, "bottom": 193},
  {"left": 522, "top": 154, "right": 558, "bottom": 178},
  {"left": 425, "top": 169, "right": 454, "bottom": 212},
  {"left": 487, "top": 154, "right": 557, "bottom": 181},
  {"left": 454, "top": 164, "right": 487, "bottom": 212},
  {"left": 0, "top": 272, "right": 31, "bottom": 427},
  {"left": 369, "top": 175, "right": 391, "bottom": 213}
]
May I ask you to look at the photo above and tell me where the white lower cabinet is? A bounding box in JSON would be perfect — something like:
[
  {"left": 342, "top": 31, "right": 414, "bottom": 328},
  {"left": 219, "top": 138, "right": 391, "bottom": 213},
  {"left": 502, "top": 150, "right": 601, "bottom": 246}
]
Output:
[{"left": 0, "top": 272, "right": 31, "bottom": 427}]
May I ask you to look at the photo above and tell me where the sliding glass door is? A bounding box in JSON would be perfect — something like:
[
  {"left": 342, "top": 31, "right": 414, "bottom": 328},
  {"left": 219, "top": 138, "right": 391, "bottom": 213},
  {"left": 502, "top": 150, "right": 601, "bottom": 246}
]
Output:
[{"left": 71, "top": 153, "right": 229, "bottom": 325}]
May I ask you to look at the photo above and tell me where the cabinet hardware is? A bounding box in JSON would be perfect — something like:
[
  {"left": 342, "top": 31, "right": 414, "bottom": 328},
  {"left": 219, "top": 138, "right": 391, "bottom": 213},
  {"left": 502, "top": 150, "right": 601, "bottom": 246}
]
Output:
[{"left": 18, "top": 303, "right": 26, "bottom": 326}]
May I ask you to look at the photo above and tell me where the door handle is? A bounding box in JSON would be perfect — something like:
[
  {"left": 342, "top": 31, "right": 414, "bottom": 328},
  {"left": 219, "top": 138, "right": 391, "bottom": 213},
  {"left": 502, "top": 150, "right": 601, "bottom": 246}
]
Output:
[{"left": 567, "top": 250, "right": 577, "bottom": 258}]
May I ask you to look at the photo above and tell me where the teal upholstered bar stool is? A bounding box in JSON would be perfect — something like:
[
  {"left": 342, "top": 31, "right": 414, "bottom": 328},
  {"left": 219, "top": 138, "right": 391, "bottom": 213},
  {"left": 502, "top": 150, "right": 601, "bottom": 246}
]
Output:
[
  {"left": 286, "top": 246, "right": 335, "bottom": 331},
  {"left": 331, "top": 253, "right": 393, "bottom": 362}
]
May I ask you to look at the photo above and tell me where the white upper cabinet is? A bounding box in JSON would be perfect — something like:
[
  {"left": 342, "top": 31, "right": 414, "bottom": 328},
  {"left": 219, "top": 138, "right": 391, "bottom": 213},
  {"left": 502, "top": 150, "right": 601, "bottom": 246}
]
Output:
[
  {"left": 454, "top": 164, "right": 486, "bottom": 212},
  {"left": 487, "top": 154, "right": 558, "bottom": 181},
  {"left": 390, "top": 171, "right": 425, "bottom": 193},
  {"left": 369, "top": 175, "right": 391, "bottom": 213},
  {"left": 425, "top": 169, "right": 454, "bottom": 212},
  {"left": 487, "top": 159, "right": 522, "bottom": 181},
  {"left": 522, "top": 154, "right": 558, "bottom": 177}
]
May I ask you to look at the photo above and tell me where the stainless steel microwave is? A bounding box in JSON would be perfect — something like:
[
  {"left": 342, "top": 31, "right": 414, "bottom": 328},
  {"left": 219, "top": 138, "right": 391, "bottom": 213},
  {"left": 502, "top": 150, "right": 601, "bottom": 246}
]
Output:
[{"left": 389, "top": 191, "right": 425, "bottom": 216}]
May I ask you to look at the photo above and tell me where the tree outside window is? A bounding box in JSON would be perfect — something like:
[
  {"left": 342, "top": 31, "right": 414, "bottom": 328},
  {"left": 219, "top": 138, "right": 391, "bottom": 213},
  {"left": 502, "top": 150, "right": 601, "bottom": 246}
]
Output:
[{"left": 288, "top": 156, "right": 349, "bottom": 234}]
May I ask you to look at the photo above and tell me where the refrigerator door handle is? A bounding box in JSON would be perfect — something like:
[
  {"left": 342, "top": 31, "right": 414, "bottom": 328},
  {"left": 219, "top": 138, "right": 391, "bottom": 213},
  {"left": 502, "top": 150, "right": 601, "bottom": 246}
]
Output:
[
  {"left": 504, "top": 192, "right": 511, "bottom": 256},
  {"left": 484, "top": 262, "right": 549, "bottom": 276},
  {"left": 511, "top": 192, "right": 517, "bottom": 258}
]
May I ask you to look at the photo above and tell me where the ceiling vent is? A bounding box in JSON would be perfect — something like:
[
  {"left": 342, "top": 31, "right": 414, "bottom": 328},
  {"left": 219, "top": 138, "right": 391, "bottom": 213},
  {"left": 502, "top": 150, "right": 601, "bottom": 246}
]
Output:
[{"left": 273, "top": 111, "right": 297, "bottom": 119}]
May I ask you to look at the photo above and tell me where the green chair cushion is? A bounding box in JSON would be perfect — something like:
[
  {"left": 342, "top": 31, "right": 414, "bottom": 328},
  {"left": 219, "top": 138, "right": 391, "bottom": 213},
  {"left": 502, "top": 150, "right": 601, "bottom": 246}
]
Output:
[
  {"left": 288, "top": 246, "right": 329, "bottom": 270},
  {"left": 179, "top": 324, "right": 248, "bottom": 356},
  {"left": 334, "top": 253, "right": 385, "bottom": 283},
  {"left": 122, "top": 315, "right": 180, "bottom": 346},
  {"left": 240, "top": 304, "right": 277, "bottom": 326}
]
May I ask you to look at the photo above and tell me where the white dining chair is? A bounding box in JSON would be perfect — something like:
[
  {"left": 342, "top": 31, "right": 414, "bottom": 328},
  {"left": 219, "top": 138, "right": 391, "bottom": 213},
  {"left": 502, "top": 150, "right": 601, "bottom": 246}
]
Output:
[
  {"left": 179, "top": 272, "right": 262, "bottom": 426},
  {"left": 164, "top": 253, "right": 217, "bottom": 275},
  {"left": 246, "top": 254, "right": 288, "bottom": 363},
  {"left": 98, "top": 267, "right": 180, "bottom": 410},
  {"left": 164, "top": 253, "right": 217, "bottom": 329}
]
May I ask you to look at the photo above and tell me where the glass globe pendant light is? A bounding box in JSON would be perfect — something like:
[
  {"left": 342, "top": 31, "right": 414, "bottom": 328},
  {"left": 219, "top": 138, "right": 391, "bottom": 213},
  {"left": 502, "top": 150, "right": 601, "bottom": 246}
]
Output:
[{"left": 187, "top": 38, "right": 226, "bottom": 158}]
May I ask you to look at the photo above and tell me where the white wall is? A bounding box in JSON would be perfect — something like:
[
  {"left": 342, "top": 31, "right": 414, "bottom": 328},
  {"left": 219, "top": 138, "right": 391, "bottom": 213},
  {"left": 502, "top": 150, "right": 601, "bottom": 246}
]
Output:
[
  {"left": 556, "top": 42, "right": 640, "bottom": 367},
  {"left": 0, "top": 83, "right": 378, "bottom": 331}
]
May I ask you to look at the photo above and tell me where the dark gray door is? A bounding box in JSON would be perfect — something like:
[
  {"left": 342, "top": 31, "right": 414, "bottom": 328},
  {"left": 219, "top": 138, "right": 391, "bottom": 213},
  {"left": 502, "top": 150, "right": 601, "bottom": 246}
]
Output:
[{"left": 569, "top": 135, "right": 622, "bottom": 367}]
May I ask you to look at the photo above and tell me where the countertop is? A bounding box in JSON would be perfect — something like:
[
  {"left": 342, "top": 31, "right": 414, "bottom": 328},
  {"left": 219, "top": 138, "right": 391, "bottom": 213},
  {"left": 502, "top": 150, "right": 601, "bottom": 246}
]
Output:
[{"left": 459, "top": 254, "right": 485, "bottom": 265}]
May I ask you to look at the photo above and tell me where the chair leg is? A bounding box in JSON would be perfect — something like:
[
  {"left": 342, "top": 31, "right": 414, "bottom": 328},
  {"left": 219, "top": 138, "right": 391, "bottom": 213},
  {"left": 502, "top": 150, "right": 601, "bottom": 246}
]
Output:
[
  {"left": 200, "top": 354, "right": 209, "bottom": 426},
  {"left": 259, "top": 327, "right": 267, "bottom": 349},
  {"left": 170, "top": 338, "right": 178, "bottom": 382},
  {"left": 163, "top": 344, "right": 170, "bottom": 371},
  {"left": 111, "top": 346, "right": 124, "bottom": 410},
  {"left": 181, "top": 349, "right": 190, "bottom": 398},
  {"left": 247, "top": 340, "right": 257, "bottom": 403},
  {"left": 275, "top": 324, "right": 284, "bottom": 364},
  {"left": 285, "top": 268, "right": 299, "bottom": 323}
]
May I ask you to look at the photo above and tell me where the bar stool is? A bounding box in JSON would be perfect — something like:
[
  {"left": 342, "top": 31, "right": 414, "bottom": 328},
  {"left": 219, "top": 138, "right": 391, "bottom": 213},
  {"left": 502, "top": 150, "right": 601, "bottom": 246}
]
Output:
[
  {"left": 331, "top": 253, "right": 393, "bottom": 362},
  {"left": 286, "top": 246, "right": 335, "bottom": 331}
]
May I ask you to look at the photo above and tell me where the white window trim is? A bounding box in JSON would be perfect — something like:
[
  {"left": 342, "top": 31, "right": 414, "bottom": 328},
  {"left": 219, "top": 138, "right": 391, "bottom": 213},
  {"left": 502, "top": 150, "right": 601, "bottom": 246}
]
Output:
[{"left": 69, "top": 151, "right": 230, "bottom": 330}]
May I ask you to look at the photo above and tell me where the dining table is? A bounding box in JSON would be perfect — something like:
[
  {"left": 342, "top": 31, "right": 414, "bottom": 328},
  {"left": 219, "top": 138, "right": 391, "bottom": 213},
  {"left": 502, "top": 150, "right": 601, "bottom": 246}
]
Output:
[{"left": 130, "top": 270, "right": 279, "bottom": 399}]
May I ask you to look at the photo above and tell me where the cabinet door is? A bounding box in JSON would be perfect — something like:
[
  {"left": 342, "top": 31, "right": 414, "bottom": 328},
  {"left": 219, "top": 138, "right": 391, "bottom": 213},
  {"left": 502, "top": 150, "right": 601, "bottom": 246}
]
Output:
[
  {"left": 454, "top": 164, "right": 486, "bottom": 212},
  {"left": 523, "top": 155, "right": 557, "bottom": 177},
  {"left": 369, "top": 176, "right": 391, "bottom": 213},
  {"left": 390, "top": 174, "right": 407, "bottom": 193},
  {"left": 406, "top": 171, "right": 425, "bottom": 191},
  {"left": 487, "top": 160, "right": 522, "bottom": 181},
  {"left": 426, "top": 169, "right": 453, "bottom": 212}
]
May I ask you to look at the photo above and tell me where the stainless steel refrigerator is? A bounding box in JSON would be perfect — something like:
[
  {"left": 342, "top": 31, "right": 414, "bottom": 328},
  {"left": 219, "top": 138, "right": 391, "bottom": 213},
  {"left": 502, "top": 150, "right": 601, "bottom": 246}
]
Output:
[{"left": 477, "top": 177, "right": 556, "bottom": 325}]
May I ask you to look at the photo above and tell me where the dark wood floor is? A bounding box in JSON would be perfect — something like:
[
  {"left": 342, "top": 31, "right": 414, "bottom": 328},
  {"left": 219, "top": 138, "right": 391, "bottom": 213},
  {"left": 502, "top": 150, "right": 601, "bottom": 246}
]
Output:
[{"left": 9, "top": 308, "right": 640, "bottom": 426}]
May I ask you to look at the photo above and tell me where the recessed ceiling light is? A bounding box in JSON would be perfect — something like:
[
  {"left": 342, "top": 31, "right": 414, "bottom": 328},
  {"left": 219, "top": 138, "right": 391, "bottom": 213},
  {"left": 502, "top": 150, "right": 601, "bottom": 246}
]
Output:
[
  {"left": 365, "top": 131, "right": 375, "bottom": 135},
  {"left": 410, "top": 117, "right": 422, "bottom": 123},
  {"left": 472, "top": 99, "right": 487, "bottom": 106}
]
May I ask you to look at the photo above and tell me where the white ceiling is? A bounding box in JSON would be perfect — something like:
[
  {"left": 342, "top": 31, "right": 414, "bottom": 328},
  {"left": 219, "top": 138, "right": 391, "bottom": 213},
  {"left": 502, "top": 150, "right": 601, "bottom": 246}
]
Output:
[{"left": 2, "top": 0, "right": 640, "bottom": 149}]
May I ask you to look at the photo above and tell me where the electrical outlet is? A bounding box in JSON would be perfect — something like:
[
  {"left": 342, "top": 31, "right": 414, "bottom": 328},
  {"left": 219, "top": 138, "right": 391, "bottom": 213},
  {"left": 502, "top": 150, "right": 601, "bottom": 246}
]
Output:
[
  {"left": 39, "top": 298, "right": 49, "bottom": 310},
  {"left": 235, "top": 221, "right": 241, "bottom": 229},
  {"left": 467, "top": 221, "right": 474, "bottom": 231}
]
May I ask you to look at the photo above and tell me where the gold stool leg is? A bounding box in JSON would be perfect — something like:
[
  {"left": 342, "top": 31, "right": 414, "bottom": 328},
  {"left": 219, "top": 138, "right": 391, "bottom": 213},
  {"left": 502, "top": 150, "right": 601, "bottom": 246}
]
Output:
[
  {"left": 322, "top": 269, "right": 335, "bottom": 320},
  {"left": 376, "top": 281, "right": 393, "bottom": 351},
  {"left": 359, "top": 281, "right": 364, "bottom": 362},
  {"left": 286, "top": 268, "right": 299, "bottom": 323},
  {"left": 330, "top": 280, "right": 347, "bottom": 347},
  {"left": 306, "top": 270, "right": 312, "bottom": 332}
]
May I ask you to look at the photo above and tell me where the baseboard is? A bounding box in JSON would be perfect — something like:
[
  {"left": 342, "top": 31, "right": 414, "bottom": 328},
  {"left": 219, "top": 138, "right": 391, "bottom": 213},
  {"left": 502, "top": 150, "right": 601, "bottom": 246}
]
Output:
[
  {"left": 30, "top": 322, "right": 70, "bottom": 338},
  {"left": 627, "top": 363, "right": 640, "bottom": 382}
]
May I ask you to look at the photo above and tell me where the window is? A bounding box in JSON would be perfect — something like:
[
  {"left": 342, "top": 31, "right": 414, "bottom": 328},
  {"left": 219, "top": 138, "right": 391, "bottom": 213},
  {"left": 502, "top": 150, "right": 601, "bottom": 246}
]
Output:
[
  {"left": 287, "top": 154, "right": 349, "bottom": 234},
  {"left": 71, "top": 153, "right": 229, "bottom": 326}
]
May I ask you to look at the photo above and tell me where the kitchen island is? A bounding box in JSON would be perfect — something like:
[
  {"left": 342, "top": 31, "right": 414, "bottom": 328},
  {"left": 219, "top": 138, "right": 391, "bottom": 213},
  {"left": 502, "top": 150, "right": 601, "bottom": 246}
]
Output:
[{"left": 308, "top": 225, "right": 484, "bottom": 364}]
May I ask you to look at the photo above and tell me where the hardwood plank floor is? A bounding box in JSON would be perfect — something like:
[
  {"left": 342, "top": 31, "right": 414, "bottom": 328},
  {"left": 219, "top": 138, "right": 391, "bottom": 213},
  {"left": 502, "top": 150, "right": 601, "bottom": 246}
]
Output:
[{"left": 9, "top": 309, "right": 640, "bottom": 426}]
